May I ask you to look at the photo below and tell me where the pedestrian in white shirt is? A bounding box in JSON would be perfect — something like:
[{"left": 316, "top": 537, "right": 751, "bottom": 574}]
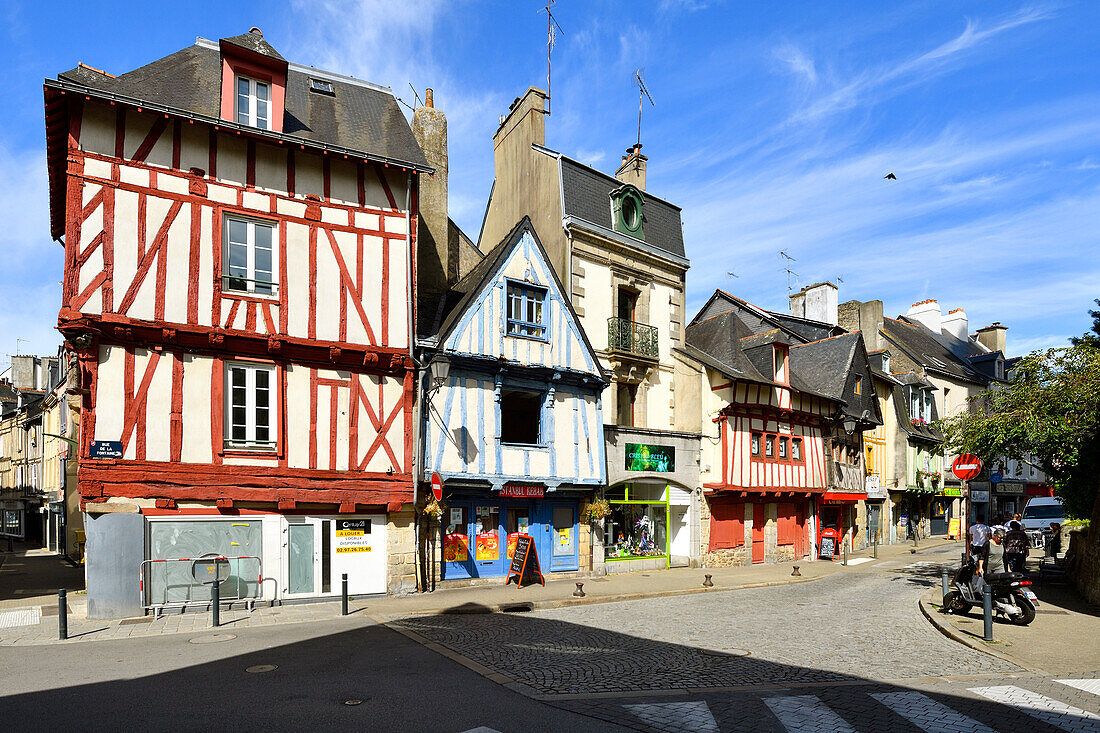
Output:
[{"left": 969, "top": 515, "right": 991, "bottom": 576}]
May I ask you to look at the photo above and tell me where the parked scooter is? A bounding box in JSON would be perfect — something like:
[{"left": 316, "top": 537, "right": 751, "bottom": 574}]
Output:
[{"left": 942, "top": 557, "right": 1038, "bottom": 625}]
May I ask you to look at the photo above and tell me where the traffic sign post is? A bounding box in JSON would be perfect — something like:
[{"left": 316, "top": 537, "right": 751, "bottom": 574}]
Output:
[{"left": 952, "top": 455, "right": 983, "bottom": 563}]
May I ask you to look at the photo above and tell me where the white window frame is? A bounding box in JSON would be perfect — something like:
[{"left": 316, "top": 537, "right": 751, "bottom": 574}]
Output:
[
  {"left": 236, "top": 75, "right": 271, "bottom": 130},
  {"left": 223, "top": 215, "right": 278, "bottom": 297},
  {"left": 224, "top": 362, "right": 277, "bottom": 451}
]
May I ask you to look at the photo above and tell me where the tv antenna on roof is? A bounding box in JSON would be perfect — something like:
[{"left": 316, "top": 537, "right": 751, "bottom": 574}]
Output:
[
  {"left": 779, "top": 250, "right": 798, "bottom": 294},
  {"left": 540, "top": 1, "right": 564, "bottom": 116},
  {"left": 634, "top": 68, "right": 655, "bottom": 146},
  {"left": 15, "top": 337, "right": 28, "bottom": 355}
]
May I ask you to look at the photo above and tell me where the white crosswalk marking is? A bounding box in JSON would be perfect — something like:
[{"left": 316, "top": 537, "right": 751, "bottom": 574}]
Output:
[
  {"left": 968, "top": 685, "right": 1100, "bottom": 732},
  {"left": 1058, "top": 679, "right": 1100, "bottom": 697},
  {"left": 871, "top": 690, "right": 996, "bottom": 733},
  {"left": 623, "top": 701, "right": 718, "bottom": 733},
  {"left": 764, "top": 694, "right": 855, "bottom": 733}
]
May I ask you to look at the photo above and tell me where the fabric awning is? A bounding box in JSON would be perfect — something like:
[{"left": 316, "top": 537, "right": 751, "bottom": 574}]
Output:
[{"left": 821, "top": 491, "right": 866, "bottom": 503}]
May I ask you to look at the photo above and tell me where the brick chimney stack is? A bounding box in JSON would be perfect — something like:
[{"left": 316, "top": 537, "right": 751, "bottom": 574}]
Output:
[
  {"left": 412, "top": 87, "right": 450, "bottom": 294},
  {"left": 615, "top": 143, "right": 647, "bottom": 190},
  {"left": 976, "top": 322, "right": 1008, "bottom": 354}
]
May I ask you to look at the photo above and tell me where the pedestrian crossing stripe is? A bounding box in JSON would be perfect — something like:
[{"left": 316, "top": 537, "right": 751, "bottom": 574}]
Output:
[
  {"left": 968, "top": 685, "right": 1100, "bottom": 732},
  {"left": 764, "top": 694, "right": 855, "bottom": 733},
  {"left": 871, "top": 691, "right": 996, "bottom": 733},
  {"left": 624, "top": 701, "right": 718, "bottom": 733},
  {"left": 1058, "top": 679, "right": 1100, "bottom": 697}
]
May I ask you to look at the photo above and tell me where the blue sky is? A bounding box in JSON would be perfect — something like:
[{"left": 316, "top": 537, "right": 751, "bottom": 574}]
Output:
[{"left": 2, "top": 1, "right": 1097, "bottom": 366}]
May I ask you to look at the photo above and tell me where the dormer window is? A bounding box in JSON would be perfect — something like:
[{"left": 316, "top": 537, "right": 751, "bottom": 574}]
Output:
[
  {"left": 236, "top": 75, "right": 270, "bottom": 129},
  {"left": 611, "top": 185, "right": 645, "bottom": 240},
  {"left": 310, "top": 78, "right": 335, "bottom": 95},
  {"left": 773, "top": 344, "right": 788, "bottom": 383},
  {"left": 506, "top": 281, "right": 547, "bottom": 339},
  {"left": 881, "top": 352, "right": 891, "bottom": 372}
]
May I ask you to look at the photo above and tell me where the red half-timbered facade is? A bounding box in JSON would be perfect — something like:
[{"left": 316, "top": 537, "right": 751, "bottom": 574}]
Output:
[{"left": 45, "top": 30, "right": 431, "bottom": 614}]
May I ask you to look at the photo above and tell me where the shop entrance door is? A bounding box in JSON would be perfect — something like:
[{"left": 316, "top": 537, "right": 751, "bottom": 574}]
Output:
[
  {"left": 930, "top": 500, "right": 950, "bottom": 536},
  {"left": 287, "top": 522, "right": 318, "bottom": 595},
  {"left": 751, "top": 504, "right": 765, "bottom": 563},
  {"left": 537, "top": 503, "right": 578, "bottom": 572}
]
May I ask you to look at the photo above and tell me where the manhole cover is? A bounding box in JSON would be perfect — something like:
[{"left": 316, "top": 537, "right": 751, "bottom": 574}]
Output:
[
  {"left": 189, "top": 634, "right": 237, "bottom": 644},
  {"left": 246, "top": 664, "right": 278, "bottom": 673},
  {"left": 700, "top": 648, "right": 751, "bottom": 657}
]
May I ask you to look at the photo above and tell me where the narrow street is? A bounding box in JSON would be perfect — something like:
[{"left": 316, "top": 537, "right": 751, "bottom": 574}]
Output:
[{"left": 2, "top": 543, "right": 1098, "bottom": 732}]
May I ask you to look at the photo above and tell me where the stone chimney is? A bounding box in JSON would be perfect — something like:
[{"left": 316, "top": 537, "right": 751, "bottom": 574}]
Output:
[
  {"left": 789, "top": 282, "right": 838, "bottom": 326},
  {"left": 492, "top": 87, "right": 547, "bottom": 183},
  {"left": 976, "top": 322, "right": 1008, "bottom": 354},
  {"left": 942, "top": 308, "right": 968, "bottom": 341},
  {"left": 412, "top": 88, "right": 450, "bottom": 295},
  {"left": 906, "top": 300, "right": 941, "bottom": 333},
  {"left": 839, "top": 299, "right": 885, "bottom": 352},
  {"left": 615, "top": 143, "right": 647, "bottom": 190}
]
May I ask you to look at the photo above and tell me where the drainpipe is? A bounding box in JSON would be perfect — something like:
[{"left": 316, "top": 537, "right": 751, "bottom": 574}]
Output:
[{"left": 405, "top": 171, "right": 423, "bottom": 593}]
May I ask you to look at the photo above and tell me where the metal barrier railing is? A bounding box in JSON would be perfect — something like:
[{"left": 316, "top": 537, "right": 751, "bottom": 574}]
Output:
[{"left": 140, "top": 555, "right": 262, "bottom": 618}]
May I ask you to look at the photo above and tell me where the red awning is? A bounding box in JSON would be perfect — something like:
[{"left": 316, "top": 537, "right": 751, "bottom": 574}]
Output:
[{"left": 821, "top": 492, "right": 866, "bottom": 503}]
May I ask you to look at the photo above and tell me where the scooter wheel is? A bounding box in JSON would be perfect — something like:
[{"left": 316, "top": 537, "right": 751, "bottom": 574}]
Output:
[
  {"left": 1009, "top": 593, "right": 1036, "bottom": 625},
  {"left": 943, "top": 591, "right": 967, "bottom": 614}
]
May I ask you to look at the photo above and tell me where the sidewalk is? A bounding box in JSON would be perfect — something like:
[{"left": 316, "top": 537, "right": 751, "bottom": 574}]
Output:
[
  {"left": 0, "top": 537, "right": 956, "bottom": 646},
  {"left": 0, "top": 543, "right": 84, "bottom": 609},
  {"left": 919, "top": 558, "right": 1100, "bottom": 676}
]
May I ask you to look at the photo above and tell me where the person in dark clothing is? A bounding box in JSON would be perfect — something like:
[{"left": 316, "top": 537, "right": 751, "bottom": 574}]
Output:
[{"left": 1002, "top": 520, "right": 1029, "bottom": 572}]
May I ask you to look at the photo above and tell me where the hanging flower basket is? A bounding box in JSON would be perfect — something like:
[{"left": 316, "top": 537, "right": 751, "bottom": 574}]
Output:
[
  {"left": 423, "top": 496, "right": 445, "bottom": 521},
  {"left": 581, "top": 498, "right": 612, "bottom": 523}
]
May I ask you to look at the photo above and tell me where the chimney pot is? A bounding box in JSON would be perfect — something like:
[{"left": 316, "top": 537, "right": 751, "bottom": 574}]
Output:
[
  {"left": 425, "top": 88, "right": 434, "bottom": 108},
  {"left": 249, "top": 27, "right": 263, "bottom": 36}
]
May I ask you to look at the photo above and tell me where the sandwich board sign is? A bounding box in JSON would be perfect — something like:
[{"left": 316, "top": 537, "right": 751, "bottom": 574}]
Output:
[{"left": 504, "top": 534, "right": 544, "bottom": 587}]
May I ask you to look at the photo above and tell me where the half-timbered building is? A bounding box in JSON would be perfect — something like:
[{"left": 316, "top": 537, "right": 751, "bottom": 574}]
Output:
[
  {"left": 419, "top": 219, "right": 607, "bottom": 583},
  {"left": 683, "top": 288, "right": 880, "bottom": 565},
  {"left": 45, "top": 29, "right": 430, "bottom": 617}
]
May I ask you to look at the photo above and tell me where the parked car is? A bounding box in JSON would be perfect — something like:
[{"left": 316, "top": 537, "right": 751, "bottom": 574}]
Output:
[{"left": 1021, "top": 496, "right": 1066, "bottom": 549}]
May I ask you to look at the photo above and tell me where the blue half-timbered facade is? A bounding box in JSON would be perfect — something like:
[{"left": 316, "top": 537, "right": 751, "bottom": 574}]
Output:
[{"left": 420, "top": 218, "right": 607, "bottom": 580}]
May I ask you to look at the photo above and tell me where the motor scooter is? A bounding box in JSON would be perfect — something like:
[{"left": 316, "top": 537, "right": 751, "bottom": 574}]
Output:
[{"left": 942, "top": 556, "right": 1038, "bottom": 626}]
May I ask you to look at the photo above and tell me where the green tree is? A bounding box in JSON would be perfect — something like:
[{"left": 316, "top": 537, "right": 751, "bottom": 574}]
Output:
[
  {"left": 939, "top": 343, "right": 1100, "bottom": 521},
  {"left": 1070, "top": 298, "right": 1100, "bottom": 347}
]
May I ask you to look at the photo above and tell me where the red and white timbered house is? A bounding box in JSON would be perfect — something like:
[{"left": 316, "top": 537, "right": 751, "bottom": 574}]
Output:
[
  {"left": 685, "top": 291, "right": 880, "bottom": 567},
  {"left": 45, "top": 30, "right": 431, "bottom": 616}
]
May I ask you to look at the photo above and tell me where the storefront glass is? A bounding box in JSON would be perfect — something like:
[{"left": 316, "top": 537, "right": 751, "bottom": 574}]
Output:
[{"left": 606, "top": 483, "right": 669, "bottom": 560}]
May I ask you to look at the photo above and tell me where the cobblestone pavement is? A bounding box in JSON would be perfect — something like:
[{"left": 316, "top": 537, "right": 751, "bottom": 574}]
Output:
[
  {"left": 392, "top": 545, "right": 1017, "bottom": 696},
  {"left": 391, "top": 544, "right": 1100, "bottom": 731}
]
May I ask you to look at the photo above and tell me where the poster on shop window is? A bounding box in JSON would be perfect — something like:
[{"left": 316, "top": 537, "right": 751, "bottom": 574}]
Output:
[{"left": 444, "top": 533, "right": 468, "bottom": 562}]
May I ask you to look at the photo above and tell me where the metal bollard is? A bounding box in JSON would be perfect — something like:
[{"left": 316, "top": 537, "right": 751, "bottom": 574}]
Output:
[
  {"left": 942, "top": 568, "right": 950, "bottom": 604},
  {"left": 791, "top": 565, "right": 801, "bottom": 577},
  {"left": 982, "top": 583, "right": 993, "bottom": 641},
  {"left": 342, "top": 573, "right": 349, "bottom": 616},
  {"left": 842, "top": 540, "right": 848, "bottom": 566},
  {"left": 211, "top": 581, "right": 220, "bottom": 628},
  {"left": 573, "top": 582, "right": 585, "bottom": 598},
  {"left": 873, "top": 532, "right": 878, "bottom": 559},
  {"left": 58, "top": 588, "right": 68, "bottom": 641},
  {"left": 702, "top": 574, "right": 713, "bottom": 587}
]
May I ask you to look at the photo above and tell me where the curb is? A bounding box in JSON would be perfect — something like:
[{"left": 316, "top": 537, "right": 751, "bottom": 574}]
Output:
[{"left": 917, "top": 590, "right": 1044, "bottom": 674}]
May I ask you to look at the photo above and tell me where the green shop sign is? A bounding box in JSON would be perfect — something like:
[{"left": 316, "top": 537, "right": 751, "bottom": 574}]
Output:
[{"left": 625, "top": 443, "right": 675, "bottom": 472}]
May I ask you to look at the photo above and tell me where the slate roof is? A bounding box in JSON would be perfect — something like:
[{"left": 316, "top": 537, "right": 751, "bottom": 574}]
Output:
[
  {"left": 683, "top": 312, "right": 773, "bottom": 385},
  {"left": 768, "top": 313, "right": 843, "bottom": 343},
  {"left": 882, "top": 317, "right": 989, "bottom": 385},
  {"left": 789, "top": 333, "right": 861, "bottom": 403},
  {"left": 892, "top": 383, "right": 944, "bottom": 443},
  {"left": 559, "top": 156, "right": 686, "bottom": 261},
  {"left": 52, "top": 34, "right": 429, "bottom": 171}
]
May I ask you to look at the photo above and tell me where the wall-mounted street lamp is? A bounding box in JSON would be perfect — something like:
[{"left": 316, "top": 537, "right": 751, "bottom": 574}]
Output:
[
  {"left": 842, "top": 416, "right": 858, "bottom": 434},
  {"left": 429, "top": 357, "right": 450, "bottom": 392}
]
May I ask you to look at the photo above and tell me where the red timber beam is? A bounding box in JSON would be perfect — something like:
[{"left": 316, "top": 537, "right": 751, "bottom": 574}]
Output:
[{"left": 78, "top": 460, "right": 413, "bottom": 507}]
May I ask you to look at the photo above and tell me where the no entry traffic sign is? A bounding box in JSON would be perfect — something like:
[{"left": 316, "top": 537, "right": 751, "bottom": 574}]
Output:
[
  {"left": 952, "top": 454, "right": 983, "bottom": 482},
  {"left": 431, "top": 472, "right": 443, "bottom": 501}
]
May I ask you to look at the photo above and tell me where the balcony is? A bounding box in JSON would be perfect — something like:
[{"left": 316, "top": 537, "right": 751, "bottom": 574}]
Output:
[{"left": 607, "top": 317, "right": 659, "bottom": 360}]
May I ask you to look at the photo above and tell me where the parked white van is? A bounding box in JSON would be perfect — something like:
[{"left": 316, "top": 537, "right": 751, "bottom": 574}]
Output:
[{"left": 1021, "top": 496, "right": 1066, "bottom": 548}]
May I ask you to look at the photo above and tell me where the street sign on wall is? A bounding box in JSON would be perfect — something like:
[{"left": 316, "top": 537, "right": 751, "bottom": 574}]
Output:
[
  {"left": 951, "top": 454, "right": 982, "bottom": 481},
  {"left": 89, "top": 441, "right": 123, "bottom": 459}
]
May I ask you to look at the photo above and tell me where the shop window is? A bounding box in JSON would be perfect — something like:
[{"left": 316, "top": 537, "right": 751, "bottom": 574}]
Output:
[
  {"left": 147, "top": 520, "right": 262, "bottom": 604},
  {"left": 709, "top": 500, "right": 745, "bottom": 550},
  {"left": 751, "top": 433, "right": 761, "bottom": 456},
  {"left": 506, "top": 282, "right": 547, "bottom": 338},
  {"left": 765, "top": 435, "right": 775, "bottom": 458},
  {"left": 607, "top": 483, "right": 668, "bottom": 559},
  {"left": 500, "top": 389, "right": 542, "bottom": 445},
  {"left": 225, "top": 362, "right": 276, "bottom": 450}
]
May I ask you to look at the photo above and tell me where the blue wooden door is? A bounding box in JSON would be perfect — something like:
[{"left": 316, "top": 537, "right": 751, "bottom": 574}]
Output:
[
  {"left": 535, "top": 502, "right": 578, "bottom": 572},
  {"left": 442, "top": 503, "right": 474, "bottom": 579}
]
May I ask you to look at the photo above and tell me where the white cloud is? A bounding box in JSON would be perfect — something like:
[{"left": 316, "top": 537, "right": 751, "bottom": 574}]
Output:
[{"left": 773, "top": 43, "right": 817, "bottom": 85}]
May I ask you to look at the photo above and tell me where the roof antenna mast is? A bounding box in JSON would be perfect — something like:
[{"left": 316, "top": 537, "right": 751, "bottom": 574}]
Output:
[
  {"left": 634, "top": 68, "right": 655, "bottom": 146},
  {"left": 779, "top": 250, "right": 798, "bottom": 294},
  {"left": 541, "top": 1, "right": 564, "bottom": 116}
]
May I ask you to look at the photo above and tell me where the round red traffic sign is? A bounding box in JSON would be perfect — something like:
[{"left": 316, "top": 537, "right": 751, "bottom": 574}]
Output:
[
  {"left": 430, "top": 472, "right": 443, "bottom": 501},
  {"left": 952, "top": 454, "right": 983, "bottom": 481}
]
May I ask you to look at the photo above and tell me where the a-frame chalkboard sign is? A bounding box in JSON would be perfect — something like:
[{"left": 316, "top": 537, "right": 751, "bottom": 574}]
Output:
[{"left": 504, "top": 534, "right": 544, "bottom": 587}]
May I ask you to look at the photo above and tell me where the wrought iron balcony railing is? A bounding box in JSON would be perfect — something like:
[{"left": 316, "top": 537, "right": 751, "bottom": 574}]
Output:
[{"left": 607, "top": 317, "right": 659, "bottom": 359}]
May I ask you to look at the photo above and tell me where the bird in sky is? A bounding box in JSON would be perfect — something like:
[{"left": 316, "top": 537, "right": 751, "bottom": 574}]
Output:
[{"left": 884, "top": 173, "right": 897, "bottom": 180}]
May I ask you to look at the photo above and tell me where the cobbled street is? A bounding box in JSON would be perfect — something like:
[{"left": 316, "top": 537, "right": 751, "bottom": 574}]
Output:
[{"left": 391, "top": 544, "right": 1100, "bottom": 732}]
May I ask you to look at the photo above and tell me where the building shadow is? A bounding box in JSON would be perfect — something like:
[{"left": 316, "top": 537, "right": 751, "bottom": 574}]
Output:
[{"left": 0, "top": 545, "right": 85, "bottom": 603}]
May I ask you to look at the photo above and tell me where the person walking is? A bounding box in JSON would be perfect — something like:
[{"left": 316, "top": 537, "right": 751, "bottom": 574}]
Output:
[
  {"left": 969, "top": 514, "right": 991, "bottom": 576},
  {"left": 1003, "top": 520, "right": 1029, "bottom": 573}
]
